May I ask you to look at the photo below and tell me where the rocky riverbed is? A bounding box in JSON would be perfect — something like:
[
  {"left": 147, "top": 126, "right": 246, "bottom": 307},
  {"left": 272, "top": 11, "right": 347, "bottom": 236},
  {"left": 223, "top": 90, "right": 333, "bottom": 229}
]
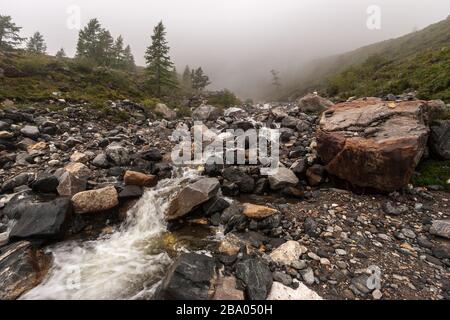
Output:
[{"left": 0, "top": 94, "right": 449, "bottom": 300}]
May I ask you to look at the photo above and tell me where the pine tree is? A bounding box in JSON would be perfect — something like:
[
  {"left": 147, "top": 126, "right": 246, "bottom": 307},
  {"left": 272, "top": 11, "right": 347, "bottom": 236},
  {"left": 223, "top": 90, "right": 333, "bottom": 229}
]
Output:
[
  {"left": 0, "top": 15, "right": 25, "bottom": 51},
  {"left": 97, "top": 29, "right": 114, "bottom": 66},
  {"left": 182, "top": 65, "right": 192, "bottom": 89},
  {"left": 76, "top": 18, "right": 114, "bottom": 66},
  {"left": 76, "top": 18, "right": 102, "bottom": 61},
  {"left": 270, "top": 69, "right": 281, "bottom": 90},
  {"left": 145, "top": 21, "right": 177, "bottom": 97},
  {"left": 112, "top": 35, "right": 125, "bottom": 68},
  {"left": 123, "top": 45, "right": 135, "bottom": 71},
  {"left": 191, "top": 67, "right": 211, "bottom": 92},
  {"left": 56, "top": 48, "right": 66, "bottom": 59},
  {"left": 26, "top": 31, "right": 47, "bottom": 54}
]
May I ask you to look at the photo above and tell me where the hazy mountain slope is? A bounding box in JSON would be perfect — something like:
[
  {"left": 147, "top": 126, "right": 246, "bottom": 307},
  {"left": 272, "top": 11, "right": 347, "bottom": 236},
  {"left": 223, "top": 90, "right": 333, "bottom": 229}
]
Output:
[{"left": 281, "top": 15, "right": 450, "bottom": 102}]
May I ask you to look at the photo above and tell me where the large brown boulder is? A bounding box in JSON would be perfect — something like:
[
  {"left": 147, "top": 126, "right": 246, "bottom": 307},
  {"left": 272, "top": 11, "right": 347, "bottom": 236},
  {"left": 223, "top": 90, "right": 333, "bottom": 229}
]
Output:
[{"left": 316, "top": 98, "right": 446, "bottom": 191}]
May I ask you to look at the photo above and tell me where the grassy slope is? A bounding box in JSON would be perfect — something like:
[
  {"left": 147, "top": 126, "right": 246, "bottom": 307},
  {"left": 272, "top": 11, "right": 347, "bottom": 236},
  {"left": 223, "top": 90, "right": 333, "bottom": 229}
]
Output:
[
  {"left": 280, "top": 16, "right": 450, "bottom": 102},
  {"left": 0, "top": 53, "right": 150, "bottom": 103}
]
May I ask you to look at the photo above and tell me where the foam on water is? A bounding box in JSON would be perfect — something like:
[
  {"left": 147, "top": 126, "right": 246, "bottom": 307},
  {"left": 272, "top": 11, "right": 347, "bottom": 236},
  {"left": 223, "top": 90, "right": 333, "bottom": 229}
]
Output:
[{"left": 22, "top": 168, "right": 199, "bottom": 300}]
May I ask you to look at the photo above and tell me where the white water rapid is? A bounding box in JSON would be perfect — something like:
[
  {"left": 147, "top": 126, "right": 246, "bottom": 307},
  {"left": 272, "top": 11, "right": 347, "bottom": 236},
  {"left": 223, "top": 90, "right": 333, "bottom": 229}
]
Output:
[{"left": 21, "top": 168, "right": 201, "bottom": 300}]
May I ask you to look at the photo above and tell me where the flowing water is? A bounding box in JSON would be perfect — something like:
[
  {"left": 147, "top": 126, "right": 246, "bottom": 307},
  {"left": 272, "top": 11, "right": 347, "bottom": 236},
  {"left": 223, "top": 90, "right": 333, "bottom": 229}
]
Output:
[{"left": 21, "top": 168, "right": 210, "bottom": 300}]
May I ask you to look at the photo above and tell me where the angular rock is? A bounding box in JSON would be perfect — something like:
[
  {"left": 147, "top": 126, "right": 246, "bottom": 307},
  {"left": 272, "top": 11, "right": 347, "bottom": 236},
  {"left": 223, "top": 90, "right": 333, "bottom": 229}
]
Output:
[
  {"left": 202, "top": 196, "right": 230, "bottom": 216},
  {"left": 27, "top": 141, "right": 47, "bottom": 154},
  {"left": 70, "top": 151, "right": 89, "bottom": 163},
  {"left": 92, "top": 153, "right": 110, "bottom": 168},
  {"left": 298, "top": 93, "right": 334, "bottom": 113},
  {"left": 166, "top": 178, "right": 220, "bottom": 220},
  {"left": 306, "top": 164, "right": 326, "bottom": 186},
  {"left": 105, "top": 143, "right": 130, "bottom": 166},
  {"left": 429, "top": 220, "right": 450, "bottom": 239},
  {"left": 9, "top": 198, "right": 72, "bottom": 241},
  {"left": 30, "top": 173, "right": 59, "bottom": 193},
  {"left": 430, "top": 120, "right": 450, "bottom": 159},
  {"left": 155, "top": 103, "right": 177, "bottom": 120},
  {"left": 281, "top": 116, "right": 299, "bottom": 129},
  {"left": 141, "top": 148, "right": 163, "bottom": 162},
  {"left": 222, "top": 167, "right": 255, "bottom": 193},
  {"left": 267, "top": 281, "right": 322, "bottom": 300},
  {"left": 1, "top": 173, "right": 32, "bottom": 192},
  {"left": 213, "top": 276, "right": 245, "bottom": 300},
  {"left": 242, "top": 203, "right": 278, "bottom": 220},
  {"left": 317, "top": 98, "right": 445, "bottom": 191},
  {"left": 270, "top": 240, "right": 306, "bottom": 265},
  {"left": 124, "top": 171, "right": 158, "bottom": 188},
  {"left": 382, "top": 201, "right": 408, "bottom": 216},
  {"left": 268, "top": 167, "right": 299, "bottom": 190},
  {"left": 118, "top": 185, "right": 143, "bottom": 199},
  {"left": 64, "top": 162, "right": 91, "bottom": 179},
  {"left": 192, "top": 105, "right": 222, "bottom": 121},
  {"left": 0, "top": 241, "right": 52, "bottom": 300},
  {"left": 272, "top": 271, "right": 293, "bottom": 286},
  {"left": 57, "top": 172, "right": 87, "bottom": 197},
  {"left": 218, "top": 233, "right": 242, "bottom": 256},
  {"left": 301, "top": 267, "right": 315, "bottom": 285},
  {"left": 154, "top": 253, "right": 215, "bottom": 300},
  {"left": 235, "top": 257, "right": 273, "bottom": 300},
  {"left": 20, "top": 125, "right": 40, "bottom": 139},
  {"left": 71, "top": 186, "right": 119, "bottom": 214}
]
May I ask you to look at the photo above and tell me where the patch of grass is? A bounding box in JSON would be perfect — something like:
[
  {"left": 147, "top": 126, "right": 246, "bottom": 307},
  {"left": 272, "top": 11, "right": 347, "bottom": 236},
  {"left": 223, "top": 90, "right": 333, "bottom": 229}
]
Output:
[
  {"left": 412, "top": 159, "right": 450, "bottom": 190},
  {"left": 207, "top": 90, "right": 241, "bottom": 108}
]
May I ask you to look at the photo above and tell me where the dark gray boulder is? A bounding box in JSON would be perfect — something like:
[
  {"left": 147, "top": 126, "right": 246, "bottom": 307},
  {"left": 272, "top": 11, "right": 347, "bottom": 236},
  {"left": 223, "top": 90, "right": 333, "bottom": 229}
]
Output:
[
  {"left": 235, "top": 257, "right": 273, "bottom": 300},
  {"left": 430, "top": 120, "right": 450, "bottom": 159},
  {"left": 222, "top": 167, "right": 255, "bottom": 193},
  {"left": 31, "top": 173, "right": 59, "bottom": 193},
  {"left": 154, "top": 253, "right": 216, "bottom": 300},
  {"left": 9, "top": 198, "right": 72, "bottom": 241}
]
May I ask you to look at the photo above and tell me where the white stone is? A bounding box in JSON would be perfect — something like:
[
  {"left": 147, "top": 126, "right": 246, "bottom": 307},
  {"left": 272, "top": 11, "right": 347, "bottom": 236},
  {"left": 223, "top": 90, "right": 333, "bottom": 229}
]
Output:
[
  {"left": 267, "top": 281, "right": 322, "bottom": 300},
  {"left": 270, "top": 241, "right": 306, "bottom": 265}
]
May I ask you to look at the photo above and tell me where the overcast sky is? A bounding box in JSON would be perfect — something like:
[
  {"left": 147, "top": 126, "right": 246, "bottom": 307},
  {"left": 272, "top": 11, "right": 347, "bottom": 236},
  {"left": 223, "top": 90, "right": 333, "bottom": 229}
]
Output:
[{"left": 1, "top": 0, "right": 449, "bottom": 98}]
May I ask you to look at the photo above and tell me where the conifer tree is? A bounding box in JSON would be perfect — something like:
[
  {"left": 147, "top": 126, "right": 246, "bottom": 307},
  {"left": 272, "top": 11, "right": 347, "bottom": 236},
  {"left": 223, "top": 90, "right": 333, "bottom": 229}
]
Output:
[
  {"left": 123, "top": 45, "right": 135, "bottom": 71},
  {"left": 0, "top": 15, "right": 24, "bottom": 51},
  {"left": 145, "top": 21, "right": 177, "bottom": 97},
  {"left": 55, "top": 47, "right": 66, "bottom": 59},
  {"left": 182, "top": 65, "right": 192, "bottom": 89},
  {"left": 270, "top": 69, "right": 281, "bottom": 90},
  {"left": 191, "top": 67, "right": 211, "bottom": 92},
  {"left": 26, "top": 31, "right": 47, "bottom": 54},
  {"left": 76, "top": 18, "right": 103, "bottom": 61}
]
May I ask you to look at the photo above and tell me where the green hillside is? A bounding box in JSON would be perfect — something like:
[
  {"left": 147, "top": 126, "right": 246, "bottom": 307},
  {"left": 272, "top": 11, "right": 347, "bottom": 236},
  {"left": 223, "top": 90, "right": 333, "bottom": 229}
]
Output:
[
  {"left": 0, "top": 52, "right": 150, "bottom": 103},
  {"left": 281, "top": 15, "right": 450, "bottom": 102}
]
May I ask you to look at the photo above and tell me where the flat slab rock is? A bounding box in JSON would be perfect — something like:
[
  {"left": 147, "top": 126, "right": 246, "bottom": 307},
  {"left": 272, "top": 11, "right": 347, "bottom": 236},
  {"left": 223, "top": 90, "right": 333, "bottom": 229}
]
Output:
[
  {"left": 0, "top": 241, "right": 52, "bottom": 300},
  {"left": 317, "top": 98, "right": 446, "bottom": 191},
  {"left": 267, "top": 281, "right": 322, "bottom": 300}
]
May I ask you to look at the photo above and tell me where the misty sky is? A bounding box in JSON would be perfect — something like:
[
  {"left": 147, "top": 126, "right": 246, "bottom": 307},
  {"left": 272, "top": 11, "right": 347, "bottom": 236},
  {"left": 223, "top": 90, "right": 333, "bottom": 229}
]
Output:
[{"left": 1, "top": 0, "right": 450, "bottom": 98}]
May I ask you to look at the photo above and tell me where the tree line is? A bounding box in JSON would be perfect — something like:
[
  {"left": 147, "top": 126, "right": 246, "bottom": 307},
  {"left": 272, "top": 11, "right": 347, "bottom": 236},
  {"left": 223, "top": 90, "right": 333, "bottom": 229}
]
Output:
[{"left": 0, "top": 14, "right": 211, "bottom": 97}]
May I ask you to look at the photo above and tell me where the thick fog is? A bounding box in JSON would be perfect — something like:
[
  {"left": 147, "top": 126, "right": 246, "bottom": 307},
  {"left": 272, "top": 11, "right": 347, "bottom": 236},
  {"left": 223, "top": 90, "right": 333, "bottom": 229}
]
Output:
[{"left": 1, "top": 0, "right": 450, "bottom": 99}]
